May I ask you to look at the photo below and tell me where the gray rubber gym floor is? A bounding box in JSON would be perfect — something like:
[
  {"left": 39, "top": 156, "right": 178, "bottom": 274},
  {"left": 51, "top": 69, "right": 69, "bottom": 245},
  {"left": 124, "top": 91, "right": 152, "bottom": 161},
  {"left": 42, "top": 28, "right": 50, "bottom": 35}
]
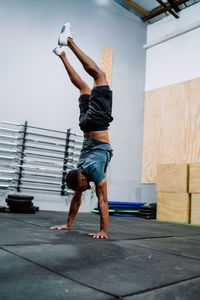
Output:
[{"left": 1, "top": 211, "right": 200, "bottom": 300}]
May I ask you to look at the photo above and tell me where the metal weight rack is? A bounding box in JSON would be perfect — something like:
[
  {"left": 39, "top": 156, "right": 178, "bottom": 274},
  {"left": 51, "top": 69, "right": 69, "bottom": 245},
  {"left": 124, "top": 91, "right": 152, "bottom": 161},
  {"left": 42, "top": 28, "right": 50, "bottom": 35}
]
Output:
[{"left": 0, "top": 121, "right": 83, "bottom": 196}]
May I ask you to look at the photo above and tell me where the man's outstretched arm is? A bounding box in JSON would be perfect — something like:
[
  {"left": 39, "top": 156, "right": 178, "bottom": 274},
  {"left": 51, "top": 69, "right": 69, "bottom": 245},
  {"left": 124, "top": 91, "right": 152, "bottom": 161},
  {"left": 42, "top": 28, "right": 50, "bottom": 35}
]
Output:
[
  {"left": 88, "top": 178, "right": 109, "bottom": 239},
  {"left": 50, "top": 191, "right": 82, "bottom": 230}
]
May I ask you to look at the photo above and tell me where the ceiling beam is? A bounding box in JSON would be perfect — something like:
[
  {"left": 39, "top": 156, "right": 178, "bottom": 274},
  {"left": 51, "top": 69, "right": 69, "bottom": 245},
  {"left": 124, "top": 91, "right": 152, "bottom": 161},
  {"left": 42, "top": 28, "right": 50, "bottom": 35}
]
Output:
[
  {"left": 168, "top": 0, "right": 180, "bottom": 12},
  {"left": 142, "top": 0, "right": 186, "bottom": 22},
  {"left": 156, "top": 0, "right": 179, "bottom": 18},
  {"left": 123, "top": 0, "right": 149, "bottom": 16}
]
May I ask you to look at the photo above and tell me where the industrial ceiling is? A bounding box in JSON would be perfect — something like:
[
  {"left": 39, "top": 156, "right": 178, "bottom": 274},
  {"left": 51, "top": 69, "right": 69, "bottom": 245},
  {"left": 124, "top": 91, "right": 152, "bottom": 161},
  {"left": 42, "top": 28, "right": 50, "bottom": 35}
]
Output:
[{"left": 113, "top": 0, "right": 200, "bottom": 23}]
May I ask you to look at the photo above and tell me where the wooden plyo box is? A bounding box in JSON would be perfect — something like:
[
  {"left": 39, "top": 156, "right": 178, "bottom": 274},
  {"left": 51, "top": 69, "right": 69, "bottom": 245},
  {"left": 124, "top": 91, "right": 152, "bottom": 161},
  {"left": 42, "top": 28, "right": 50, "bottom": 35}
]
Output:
[
  {"left": 156, "top": 164, "right": 189, "bottom": 193},
  {"left": 157, "top": 192, "right": 191, "bottom": 223},
  {"left": 191, "top": 194, "right": 200, "bottom": 225},
  {"left": 189, "top": 163, "right": 200, "bottom": 193}
]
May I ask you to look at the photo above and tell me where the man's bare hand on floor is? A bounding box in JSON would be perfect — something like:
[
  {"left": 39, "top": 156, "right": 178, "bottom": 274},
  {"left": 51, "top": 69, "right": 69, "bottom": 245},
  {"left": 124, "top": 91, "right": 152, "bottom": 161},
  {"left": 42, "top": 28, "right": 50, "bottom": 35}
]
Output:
[{"left": 88, "top": 231, "right": 108, "bottom": 239}]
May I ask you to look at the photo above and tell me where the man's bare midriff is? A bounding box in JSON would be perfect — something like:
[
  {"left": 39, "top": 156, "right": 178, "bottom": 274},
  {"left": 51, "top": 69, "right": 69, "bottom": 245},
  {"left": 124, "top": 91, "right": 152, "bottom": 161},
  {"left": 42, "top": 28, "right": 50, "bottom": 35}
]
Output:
[{"left": 84, "top": 130, "right": 110, "bottom": 144}]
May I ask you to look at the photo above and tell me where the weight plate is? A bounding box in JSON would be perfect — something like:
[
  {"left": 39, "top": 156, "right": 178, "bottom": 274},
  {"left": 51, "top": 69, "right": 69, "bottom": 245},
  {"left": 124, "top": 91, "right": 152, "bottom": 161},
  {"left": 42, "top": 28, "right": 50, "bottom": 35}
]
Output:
[
  {"left": 7, "top": 194, "right": 34, "bottom": 200},
  {"left": 6, "top": 199, "right": 33, "bottom": 206},
  {"left": 8, "top": 203, "right": 34, "bottom": 210},
  {"left": 0, "top": 206, "right": 6, "bottom": 212},
  {"left": 9, "top": 206, "right": 36, "bottom": 214}
]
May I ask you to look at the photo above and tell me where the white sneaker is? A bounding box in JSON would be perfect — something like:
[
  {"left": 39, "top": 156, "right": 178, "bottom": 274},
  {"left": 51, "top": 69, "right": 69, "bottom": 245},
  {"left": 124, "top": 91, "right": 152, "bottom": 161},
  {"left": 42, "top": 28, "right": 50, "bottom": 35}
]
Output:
[
  {"left": 53, "top": 46, "right": 65, "bottom": 56},
  {"left": 58, "top": 22, "right": 73, "bottom": 46}
]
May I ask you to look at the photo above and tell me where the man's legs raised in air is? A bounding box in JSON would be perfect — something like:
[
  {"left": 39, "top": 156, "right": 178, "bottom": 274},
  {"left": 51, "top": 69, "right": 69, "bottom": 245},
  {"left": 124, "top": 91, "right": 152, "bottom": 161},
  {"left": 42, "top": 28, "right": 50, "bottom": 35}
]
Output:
[
  {"left": 58, "top": 23, "right": 108, "bottom": 88},
  {"left": 67, "top": 39, "right": 108, "bottom": 88},
  {"left": 53, "top": 46, "right": 91, "bottom": 95}
]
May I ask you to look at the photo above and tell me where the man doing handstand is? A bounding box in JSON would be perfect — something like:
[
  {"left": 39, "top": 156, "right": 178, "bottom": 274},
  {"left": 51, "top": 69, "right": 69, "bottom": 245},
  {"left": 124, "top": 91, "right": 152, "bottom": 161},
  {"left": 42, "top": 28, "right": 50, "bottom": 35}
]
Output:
[{"left": 50, "top": 23, "right": 113, "bottom": 239}]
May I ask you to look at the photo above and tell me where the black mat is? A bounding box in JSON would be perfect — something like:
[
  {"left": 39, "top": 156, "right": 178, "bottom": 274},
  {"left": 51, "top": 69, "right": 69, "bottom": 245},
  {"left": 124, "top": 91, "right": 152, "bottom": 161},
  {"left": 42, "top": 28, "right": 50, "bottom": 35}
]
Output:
[
  {"left": 3, "top": 240, "right": 200, "bottom": 296},
  {"left": 187, "top": 234, "right": 200, "bottom": 241},
  {"left": 1, "top": 212, "right": 200, "bottom": 242},
  {"left": 1, "top": 211, "right": 200, "bottom": 299},
  {"left": 0, "top": 218, "right": 194, "bottom": 242},
  {"left": 0, "top": 249, "right": 113, "bottom": 300},
  {"left": 129, "top": 236, "right": 200, "bottom": 260},
  {"left": 0, "top": 218, "right": 100, "bottom": 246},
  {"left": 1, "top": 212, "right": 200, "bottom": 238},
  {"left": 124, "top": 277, "right": 200, "bottom": 300}
]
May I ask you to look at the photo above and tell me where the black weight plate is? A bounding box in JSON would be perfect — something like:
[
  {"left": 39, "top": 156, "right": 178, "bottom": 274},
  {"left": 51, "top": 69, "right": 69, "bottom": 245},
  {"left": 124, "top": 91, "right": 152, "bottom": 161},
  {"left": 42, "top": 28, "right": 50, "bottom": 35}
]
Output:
[
  {"left": 6, "top": 199, "right": 33, "bottom": 206},
  {"left": 34, "top": 206, "right": 39, "bottom": 212},
  {"left": 7, "top": 201, "right": 33, "bottom": 207},
  {"left": 9, "top": 206, "right": 36, "bottom": 214},
  {"left": 149, "top": 203, "right": 157, "bottom": 207},
  {"left": 0, "top": 206, "right": 6, "bottom": 212},
  {"left": 8, "top": 203, "right": 34, "bottom": 210},
  {"left": 7, "top": 194, "right": 34, "bottom": 200}
]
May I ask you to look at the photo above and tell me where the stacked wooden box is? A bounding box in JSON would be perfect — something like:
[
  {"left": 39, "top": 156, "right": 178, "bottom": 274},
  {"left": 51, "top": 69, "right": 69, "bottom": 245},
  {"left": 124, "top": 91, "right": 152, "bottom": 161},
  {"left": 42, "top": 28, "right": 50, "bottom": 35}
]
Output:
[
  {"left": 156, "top": 163, "right": 200, "bottom": 225},
  {"left": 189, "top": 164, "right": 200, "bottom": 225}
]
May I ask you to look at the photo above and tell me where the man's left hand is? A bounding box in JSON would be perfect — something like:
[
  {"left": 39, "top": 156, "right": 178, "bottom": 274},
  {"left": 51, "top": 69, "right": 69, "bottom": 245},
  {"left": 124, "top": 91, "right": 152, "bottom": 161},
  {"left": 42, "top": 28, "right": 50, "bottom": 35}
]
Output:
[{"left": 88, "top": 231, "right": 108, "bottom": 239}]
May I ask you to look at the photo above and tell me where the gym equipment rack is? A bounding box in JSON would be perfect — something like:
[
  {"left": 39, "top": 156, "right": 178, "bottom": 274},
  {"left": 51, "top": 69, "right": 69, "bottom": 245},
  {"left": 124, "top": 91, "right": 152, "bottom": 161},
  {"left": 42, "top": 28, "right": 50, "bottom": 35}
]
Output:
[{"left": 0, "top": 121, "right": 83, "bottom": 196}]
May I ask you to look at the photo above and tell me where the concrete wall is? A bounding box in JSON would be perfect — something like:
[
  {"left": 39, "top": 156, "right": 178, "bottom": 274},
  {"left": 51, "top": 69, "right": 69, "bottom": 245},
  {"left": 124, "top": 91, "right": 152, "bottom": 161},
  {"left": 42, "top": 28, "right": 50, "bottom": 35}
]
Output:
[{"left": 0, "top": 0, "right": 147, "bottom": 211}]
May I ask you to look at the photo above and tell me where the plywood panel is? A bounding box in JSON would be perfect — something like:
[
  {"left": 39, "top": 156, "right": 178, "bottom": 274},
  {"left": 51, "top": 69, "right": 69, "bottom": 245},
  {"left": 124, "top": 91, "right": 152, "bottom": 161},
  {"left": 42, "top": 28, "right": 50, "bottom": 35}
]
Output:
[
  {"left": 142, "top": 82, "right": 186, "bottom": 183},
  {"left": 185, "top": 78, "right": 200, "bottom": 162},
  {"left": 141, "top": 89, "right": 162, "bottom": 183},
  {"left": 157, "top": 192, "right": 190, "bottom": 223},
  {"left": 159, "top": 83, "right": 186, "bottom": 165},
  {"left": 189, "top": 163, "right": 200, "bottom": 193},
  {"left": 156, "top": 164, "right": 188, "bottom": 193},
  {"left": 191, "top": 194, "right": 200, "bottom": 225},
  {"left": 100, "top": 48, "right": 113, "bottom": 86}
]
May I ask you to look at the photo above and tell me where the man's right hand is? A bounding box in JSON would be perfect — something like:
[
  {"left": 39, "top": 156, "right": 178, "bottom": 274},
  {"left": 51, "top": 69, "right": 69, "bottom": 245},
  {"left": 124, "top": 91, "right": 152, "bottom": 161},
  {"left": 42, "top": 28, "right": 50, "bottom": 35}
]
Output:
[{"left": 50, "top": 224, "right": 70, "bottom": 230}]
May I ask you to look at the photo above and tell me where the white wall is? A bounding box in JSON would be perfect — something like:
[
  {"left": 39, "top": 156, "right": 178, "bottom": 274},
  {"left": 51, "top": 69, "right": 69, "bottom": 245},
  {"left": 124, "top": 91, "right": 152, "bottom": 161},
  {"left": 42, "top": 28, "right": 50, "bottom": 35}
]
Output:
[
  {"left": 145, "top": 2, "right": 200, "bottom": 91},
  {"left": 0, "top": 0, "right": 147, "bottom": 211},
  {"left": 141, "top": 3, "right": 200, "bottom": 205}
]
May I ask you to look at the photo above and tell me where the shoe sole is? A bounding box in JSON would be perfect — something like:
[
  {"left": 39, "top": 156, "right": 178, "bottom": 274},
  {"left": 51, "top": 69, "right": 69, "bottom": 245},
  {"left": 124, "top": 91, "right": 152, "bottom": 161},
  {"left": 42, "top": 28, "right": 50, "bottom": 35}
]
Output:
[{"left": 58, "top": 23, "right": 71, "bottom": 46}]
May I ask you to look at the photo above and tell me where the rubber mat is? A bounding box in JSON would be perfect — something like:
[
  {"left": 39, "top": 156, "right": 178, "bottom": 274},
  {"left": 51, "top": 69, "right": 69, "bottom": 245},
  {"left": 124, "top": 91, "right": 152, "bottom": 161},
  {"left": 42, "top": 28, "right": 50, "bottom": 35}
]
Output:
[
  {"left": 124, "top": 277, "right": 200, "bottom": 300},
  {"left": 4, "top": 239, "right": 200, "bottom": 296}
]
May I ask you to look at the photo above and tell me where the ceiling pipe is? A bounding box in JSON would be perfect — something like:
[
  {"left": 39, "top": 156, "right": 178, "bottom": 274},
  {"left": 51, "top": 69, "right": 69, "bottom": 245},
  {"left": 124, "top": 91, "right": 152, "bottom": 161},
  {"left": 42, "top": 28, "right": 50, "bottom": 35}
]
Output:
[{"left": 143, "top": 20, "right": 200, "bottom": 49}]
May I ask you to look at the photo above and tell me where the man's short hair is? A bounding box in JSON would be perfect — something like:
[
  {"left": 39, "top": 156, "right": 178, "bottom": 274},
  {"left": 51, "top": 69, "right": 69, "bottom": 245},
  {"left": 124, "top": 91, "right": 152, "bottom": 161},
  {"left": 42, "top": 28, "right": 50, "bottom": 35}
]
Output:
[{"left": 65, "top": 169, "right": 81, "bottom": 191}]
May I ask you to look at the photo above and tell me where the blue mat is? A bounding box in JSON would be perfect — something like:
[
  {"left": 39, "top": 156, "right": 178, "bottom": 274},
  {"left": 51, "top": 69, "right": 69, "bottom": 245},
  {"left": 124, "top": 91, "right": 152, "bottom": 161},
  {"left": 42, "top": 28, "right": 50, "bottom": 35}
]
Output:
[
  {"left": 108, "top": 202, "right": 146, "bottom": 206},
  {"left": 110, "top": 213, "right": 138, "bottom": 217}
]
